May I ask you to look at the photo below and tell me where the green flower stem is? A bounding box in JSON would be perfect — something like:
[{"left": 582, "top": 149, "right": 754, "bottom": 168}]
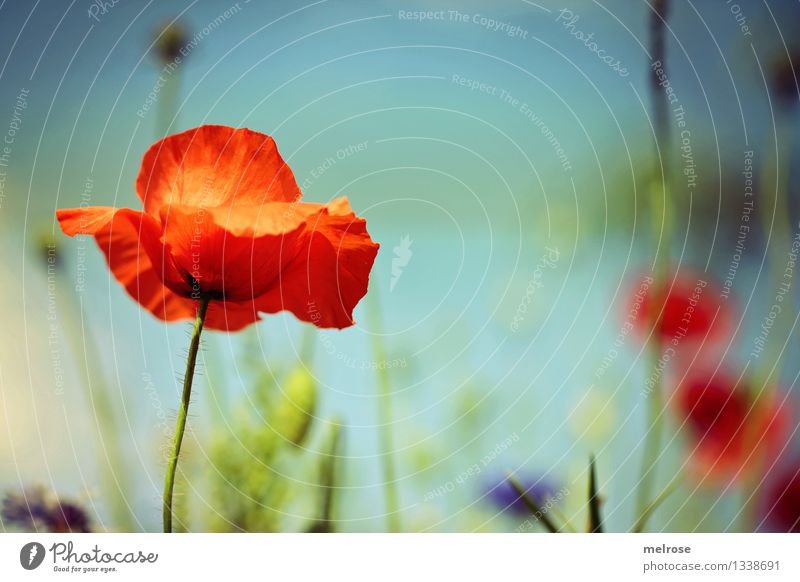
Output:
[
  {"left": 163, "top": 296, "right": 210, "bottom": 533},
  {"left": 368, "top": 287, "right": 401, "bottom": 532},
  {"left": 635, "top": 142, "right": 674, "bottom": 528},
  {"left": 635, "top": 0, "right": 672, "bottom": 527},
  {"left": 156, "top": 65, "right": 180, "bottom": 138},
  {"left": 636, "top": 311, "right": 667, "bottom": 522},
  {"left": 633, "top": 474, "right": 680, "bottom": 533}
]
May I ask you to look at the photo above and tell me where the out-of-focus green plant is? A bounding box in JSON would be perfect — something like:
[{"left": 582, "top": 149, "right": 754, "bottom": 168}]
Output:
[
  {"left": 203, "top": 361, "right": 329, "bottom": 532},
  {"left": 366, "top": 286, "right": 401, "bottom": 532},
  {"left": 272, "top": 368, "right": 317, "bottom": 448},
  {"left": 35, "top": 229, "right": 134, "bottom": 531},
  {"left": 308, "top": 421, "right": 344, "bottom": 533}
]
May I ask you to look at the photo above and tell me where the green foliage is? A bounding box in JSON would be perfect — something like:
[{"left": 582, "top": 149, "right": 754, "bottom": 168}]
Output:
[
  {"left": 203, "top": 358, "right": 336, "bottom": 532},
  {"left": 271, "top": 368, "right": 317, "bottom": 448},
  {"left": 205, "top": 371, "right": 290, "bottom": 532},
  {"left": 308, "top": 421, "right": 344, "bottom": 533}
]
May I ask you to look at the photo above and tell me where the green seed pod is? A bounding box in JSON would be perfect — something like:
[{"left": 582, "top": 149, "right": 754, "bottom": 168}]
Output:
[{"left": 272, "top": 367, "right": 317, "bottom": 448}]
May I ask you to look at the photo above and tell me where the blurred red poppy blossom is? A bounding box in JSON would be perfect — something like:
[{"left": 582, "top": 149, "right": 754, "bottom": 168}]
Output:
[
  {"left": 675, "top": 374, "right": 790, "bottom": 486},
  {"left": 761, "top": 465, "right": 800, "bottom": 532},
  {"left": 626, "top": 270, "right": 731, "bottom": 347},
  {"left": 57, "top": 125, "right": 379, "bottom": 331}
]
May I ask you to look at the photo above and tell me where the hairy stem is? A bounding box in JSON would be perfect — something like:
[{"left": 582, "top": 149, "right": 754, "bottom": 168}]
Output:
[{"left": 163, "top": 297, "right": 210, "bottom": 533}]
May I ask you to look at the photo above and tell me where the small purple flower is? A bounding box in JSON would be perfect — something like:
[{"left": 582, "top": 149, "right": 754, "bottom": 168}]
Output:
[
  {"left": 48, "top": 501, "right": 91, "bottom": 533},
  {"left": 2, "top": 487, "right": 91, "bottom": 533},
  {"left": 484, "top": 475, "right": 558, "bottom": 516}
]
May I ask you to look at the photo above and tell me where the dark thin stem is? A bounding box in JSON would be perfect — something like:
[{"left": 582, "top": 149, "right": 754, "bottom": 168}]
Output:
[
  {"left": 588, "top": 456, "right": 603, "bottom": 533},
  {"left": 163, "top": 297, "right": 210, "bottom": 533},
  {"left": 506, "top": 473, "right": 560, "bottom": 533},
  {"left": 636, "top": 0, "right": 671, "bottom": 525},
  {"left": 649, "top": 0, "right": 670, "bottom": 158}
]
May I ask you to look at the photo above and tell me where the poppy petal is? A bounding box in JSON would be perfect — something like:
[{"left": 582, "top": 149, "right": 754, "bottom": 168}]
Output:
[
  {"left": 57, "top": 127, "right": 378, "bottom": 333},
  {"left": 57, "top": 206, "right": 196, "bottom": 322},
  {"left": 254, "top": 198, "right": 380, "bottom": 328},
  {"left": 157, "top": 203, "right": 309, "bottom": 301},
  {"left": 136, "top": 125, "right": 301, "bottom": 215},
  {"left": 203, "top": 299, "right": 262, "bottom": 332},
  {"left": 676, "top": 374, "right": 792, "bottom": 486}
]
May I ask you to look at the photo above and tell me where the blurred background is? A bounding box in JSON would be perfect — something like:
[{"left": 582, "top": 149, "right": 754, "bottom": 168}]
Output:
[{"left": 1, "top": 0, "right": 799, "bottom": 533}]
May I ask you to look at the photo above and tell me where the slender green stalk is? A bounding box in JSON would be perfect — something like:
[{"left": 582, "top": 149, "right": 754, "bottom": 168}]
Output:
[
  {"left": 633, "top": 475, "right": 681, "bottom": 532},
  {"left": 308, "top": 421, "right": 344, "bottom": 533},
  {"left": 367, "top": 288, "right": 401, "bottom": 532},
  {"left": 546, "top": 503, "right": 577, "bottom": 533},
  {"left": 156, "top": 73, "right": 180, "bottom": 138},
  {"left": 163, "top": 297, "right": 210, "bottom": 533},
  {"left": 636, "top": 308, "right": 668, "bottom": 521},
  {"left": 635, "top": 0, "right": 672, "bottom": 524}
]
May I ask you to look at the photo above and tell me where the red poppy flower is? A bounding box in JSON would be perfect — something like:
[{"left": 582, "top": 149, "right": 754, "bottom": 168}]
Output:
[
  {"left": 675, "top": 374, "right": 790, "bottom": 485},
  {"left": 762, "top": 465, "right": 800, "bottom": 532},
  {"left": 626, "top": 269, "right": 731, "bottom": 347},
  {"left": 57, "top": 125, "right": 379, "bottom": 331}
]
